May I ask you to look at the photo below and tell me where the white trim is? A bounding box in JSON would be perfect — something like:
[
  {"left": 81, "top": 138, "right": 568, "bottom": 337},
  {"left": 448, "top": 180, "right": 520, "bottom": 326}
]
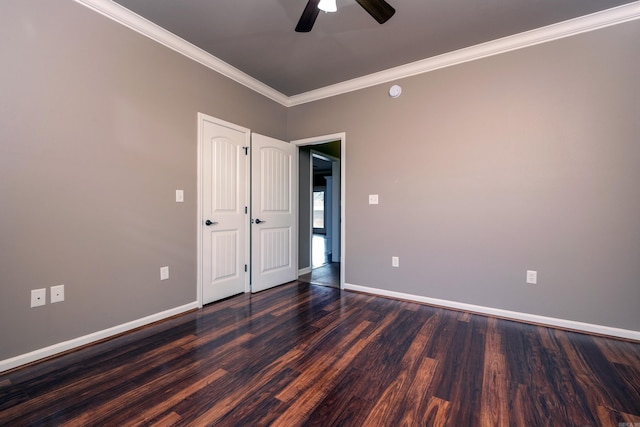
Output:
[
  {"left": 292, "top": 133, "right": 346, "bottom": 290},
  {"left": 298, "top": 266, "right": 312, "bottom": 276},
  {"left": 344, "top": 283, "right": 640, "bottom": 341},
  {"left": 74, "top": 0, "right": 640, "bottom": 107},
  {"left": 197, "top": 113, "right": 252, "bottom": 306},
  {"left": 197, "top": 114, "right": 204, "bottom": 308},
  {"left": 310, "top": 150, "right": 341, "bottom": 264},
  {"left": 291, "top": 133, "right": 346, "bottom": 147},
  {"left": 288, "top": 2, "right": 640, "bottom": 106},
  {"left": 0, "top": 302, "right": 199, "bottom": 373},
  {"left": 73, "top": 0, "right": 288, "bottom": 106}
]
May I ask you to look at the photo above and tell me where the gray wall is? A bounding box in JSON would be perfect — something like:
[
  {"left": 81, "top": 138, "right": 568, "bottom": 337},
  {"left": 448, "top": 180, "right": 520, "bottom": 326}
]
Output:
[
  {"left": 288, "top": 20, "right": 640, "bottom": 331},
  {"left": 2, "top": 0, "right": 639, "bottom": 364},
  {"left": 0, "top": 0, "right": 286, "bottom": 360}
]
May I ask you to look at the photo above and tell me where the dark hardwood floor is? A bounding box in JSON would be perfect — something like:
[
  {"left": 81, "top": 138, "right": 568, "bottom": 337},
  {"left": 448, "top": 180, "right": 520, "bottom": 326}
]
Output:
[
  {"left": 298, "top": 262, "right": 340, "bottom": 288},
  {"left": 1, "top": 282, "right": 639, "bottom": 426}
]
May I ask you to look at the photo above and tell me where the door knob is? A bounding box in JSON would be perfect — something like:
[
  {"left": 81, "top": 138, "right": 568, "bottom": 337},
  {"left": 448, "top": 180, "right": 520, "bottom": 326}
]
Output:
[
  {"left": 205, "top": 220, "right": 218, "bottom": 226},
  {"left": 254, "top": 218, "right": 266, "bottom": 224}
]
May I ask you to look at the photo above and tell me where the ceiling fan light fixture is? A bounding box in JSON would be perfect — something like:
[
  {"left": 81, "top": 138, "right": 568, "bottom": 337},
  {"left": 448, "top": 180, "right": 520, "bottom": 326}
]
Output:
[{"left": 318, "top": 0, "right": 337, "bottom": 13}]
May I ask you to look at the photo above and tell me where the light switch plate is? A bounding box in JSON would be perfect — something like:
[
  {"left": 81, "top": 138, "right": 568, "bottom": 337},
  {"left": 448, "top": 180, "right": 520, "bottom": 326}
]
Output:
[
  {"left": 369, "top": 194, "right": 379, "bottom": 205},
  {"left": 176, "top": 190, "right": 184, "bottom": 203},
  {"left": 160, "top": 266, "right": 169, "bottom": 281},
  {"left": 526, "top": 270, "right": 537, "bottom": 284}
]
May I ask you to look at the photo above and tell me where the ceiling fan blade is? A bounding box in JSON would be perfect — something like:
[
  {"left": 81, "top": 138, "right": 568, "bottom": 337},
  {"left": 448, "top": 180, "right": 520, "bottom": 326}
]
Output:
[
  {"left": 295, "top": 0, "right": 321, "bottom": 32},
  {"left": 355, "top": 0, "right": 395, "bottom": 24}
]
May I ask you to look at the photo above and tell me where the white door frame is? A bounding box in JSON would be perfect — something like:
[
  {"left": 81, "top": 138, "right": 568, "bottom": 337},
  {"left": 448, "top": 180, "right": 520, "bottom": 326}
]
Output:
[
  {"left": 291, "top": 132, "right": 346, "bottom": 289},
  {"left": 197, "top": 113, "right": 251, "bottom": 307},
  {"left": 310, "top": 150, "right": 340, "bottom": 263}
]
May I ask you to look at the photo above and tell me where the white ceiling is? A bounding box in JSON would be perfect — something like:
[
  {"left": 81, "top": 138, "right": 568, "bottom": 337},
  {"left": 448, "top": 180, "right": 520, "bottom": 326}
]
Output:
[{"left": 110, "top": 0, "right": 638, "bottom": 97}]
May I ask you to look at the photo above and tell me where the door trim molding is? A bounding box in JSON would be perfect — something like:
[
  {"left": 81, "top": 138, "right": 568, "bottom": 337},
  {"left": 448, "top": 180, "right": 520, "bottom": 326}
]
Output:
[
  {"left": 310, "top": 150, "right": 341, "bottom": 265},
  {"left": 291, "top": 132, "right": 346, "bottom": 289},
  {"left": 197, "top": 113, "right": 251, "bottom": 307}
]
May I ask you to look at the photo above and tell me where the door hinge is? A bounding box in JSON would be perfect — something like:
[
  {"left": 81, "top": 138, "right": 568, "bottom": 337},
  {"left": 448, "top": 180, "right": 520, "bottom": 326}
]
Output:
[
  {"left": 244, "top": 264, "right": 248, "bottom": 272},
  {"left": 245, "top": 206, "right": 248, "bottom": 214},
  {"left": 243, "top": 146, "right": 249, "bottom": 155}
]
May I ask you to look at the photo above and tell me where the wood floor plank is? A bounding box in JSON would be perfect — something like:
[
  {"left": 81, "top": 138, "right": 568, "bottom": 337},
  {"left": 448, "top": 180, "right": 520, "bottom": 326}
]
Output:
[
  {"left": 275, "top": 320, "right": 371, "bottom": 403},
  {"left": 399, "top": 356, "right": 440, "bottom": 426},
  {"left": 0, "top": 333, "right": 194, "bottom": 422},
  {"left": 365, "top": 355, "right": 439, "bottom": 427},
  {"left": 480, "top": 317, "right": 509, "bottom": 427},
  {"left": 1, "top": 282, "right": 639, "bottom": 426},
  {"left": 361, "top": 310, "right": 440, "bottom": 426},
  {"left": 151, "top": 411, "right": 182, "bottom": 426},
  {"left": 185, "top": 290, "right": 358, "bottom": 426},
  {"left": 270, "top": 335, "right": 371, "bottom": 427},
  {"left": 594, "top": 336, "right": 640, "bottom": 367},
  {"left": 553, "top": 329, "right": 618, "bottom": 426},
  {"left": 126, "top": 368, "right": 228, "bottom": 426},
  {"left": 423, "top": 396, "right": 451, "bottom": 427},
  {"left": 524, "top": 328, "right": 577, "bottom": 424},
  {"left": 271, "top": 309, "right": 403, "bottom": 426},
  {"left": 59, "top": 334, "right": 254, "bottom": 426},
  {"left": 431, "top": 315, "right": 487, "bottom": 426}
]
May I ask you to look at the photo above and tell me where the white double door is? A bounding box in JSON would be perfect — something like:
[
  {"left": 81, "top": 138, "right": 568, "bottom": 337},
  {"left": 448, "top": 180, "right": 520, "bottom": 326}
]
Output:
[{"left": 201, "top": 116, "right": 297, "bottom": 304}]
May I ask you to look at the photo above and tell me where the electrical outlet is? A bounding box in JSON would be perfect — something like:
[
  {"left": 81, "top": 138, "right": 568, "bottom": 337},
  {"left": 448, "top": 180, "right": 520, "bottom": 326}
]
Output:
[
  {"left": 392, "top": 256, "right": 399, "bottom": 267},
  {"left": 526, "top": 270, "right": 537, "bottom": 284},
  {"left": 31, "top": 288, "right": 46, "bottom": 307},
  {"left": 369, "top": 194, "right": 379, "bottom": 205},
  {"left": 51, "top": 285, "right": 65, "bottom": 303},
  {"left": 160, "top": 266, "right": 169, "bottom": 281},
  {"left": 176, "top": 189, "right": 184, "bottom": 203}
]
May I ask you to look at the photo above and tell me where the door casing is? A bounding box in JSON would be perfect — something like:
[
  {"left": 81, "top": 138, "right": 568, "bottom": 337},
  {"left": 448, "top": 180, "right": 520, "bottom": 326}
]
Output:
[
  {"left": 198, "top": 113, "right": 346, "bottom": 304},
  {"left": 292, "top": 133, "right": 346, "bottom": 289},
  {"left": 311, "top": 150, "right": 341, "bottom": 264}
]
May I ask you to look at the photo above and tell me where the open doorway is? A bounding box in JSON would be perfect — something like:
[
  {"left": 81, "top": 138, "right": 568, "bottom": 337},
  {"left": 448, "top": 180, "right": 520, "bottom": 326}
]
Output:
[
  {"left": 308, "top": 151, "right": 339, "bottom": 287},
  {"left": 293, "top": 134, "right": 345, "bottom": 289}
]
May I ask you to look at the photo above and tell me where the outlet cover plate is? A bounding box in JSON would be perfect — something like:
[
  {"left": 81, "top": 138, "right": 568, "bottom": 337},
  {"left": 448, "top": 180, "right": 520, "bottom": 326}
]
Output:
[
  {"left": 392, "top": 256, "right": 400, "bottom": 267},
  {"left": 160, "top": 266, "right": 169, "bottom": 281},
  {"left": 31, "top": 288, "right": 46, "bottom": 307},
  {"left": 51, "top": 285, "right": 65, "bottom": 303},
  {"left": 369, "top": 194, "right": 379, "bottom": 205}
]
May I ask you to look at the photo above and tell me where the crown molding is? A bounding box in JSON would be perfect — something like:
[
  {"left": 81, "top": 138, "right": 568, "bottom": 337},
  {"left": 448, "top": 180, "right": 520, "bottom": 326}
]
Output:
[
  {"left": 73, "top": 0, "right": 289, "bottom": 106},
  {"left": 288, "top": 1, "right": 640, "bottom": 106},
  {"left": 75, "top": 0, "right": 640, "bottom": 108}
]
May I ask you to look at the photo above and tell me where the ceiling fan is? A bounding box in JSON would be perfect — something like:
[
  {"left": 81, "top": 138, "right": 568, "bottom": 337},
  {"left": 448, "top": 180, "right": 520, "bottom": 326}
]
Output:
[{"left": 295, "top": 0, "right": 396, "bottom": 32}]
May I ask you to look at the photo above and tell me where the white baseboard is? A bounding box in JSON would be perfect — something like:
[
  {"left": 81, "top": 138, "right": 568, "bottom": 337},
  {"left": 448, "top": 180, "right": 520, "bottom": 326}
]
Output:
[
  {"left": 344, "top": 283, "right": 640, "bottom": 341},
  {"left": 4, "top": 285, "right": 637, "bottom": 373},
  {"left": 298, "top": 266, "right": 312, "bottom": 276},
  {"left": 0, "top": 301, "right": 199, "bottom": 373}
]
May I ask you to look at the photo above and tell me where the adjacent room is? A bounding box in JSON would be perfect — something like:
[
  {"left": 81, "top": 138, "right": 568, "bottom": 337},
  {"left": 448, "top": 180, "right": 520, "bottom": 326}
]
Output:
[{"left": 1, "top": 0, "right": 639, "bottom": 424}]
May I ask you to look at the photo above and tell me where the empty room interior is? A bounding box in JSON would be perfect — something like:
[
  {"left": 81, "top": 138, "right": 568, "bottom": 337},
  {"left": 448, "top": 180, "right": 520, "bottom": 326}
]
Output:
[{"left": 1, "top": 0, "right": 639, "bottom": 425}]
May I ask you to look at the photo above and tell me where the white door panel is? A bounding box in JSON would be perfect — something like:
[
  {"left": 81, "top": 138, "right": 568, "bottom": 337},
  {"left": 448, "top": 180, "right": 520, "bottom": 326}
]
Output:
[
  {"left": 201, "top": 117, "right": 249, "bottom": 304},
  {"left": 251, "top": 133, "right": 298, "bottom": 292}
]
